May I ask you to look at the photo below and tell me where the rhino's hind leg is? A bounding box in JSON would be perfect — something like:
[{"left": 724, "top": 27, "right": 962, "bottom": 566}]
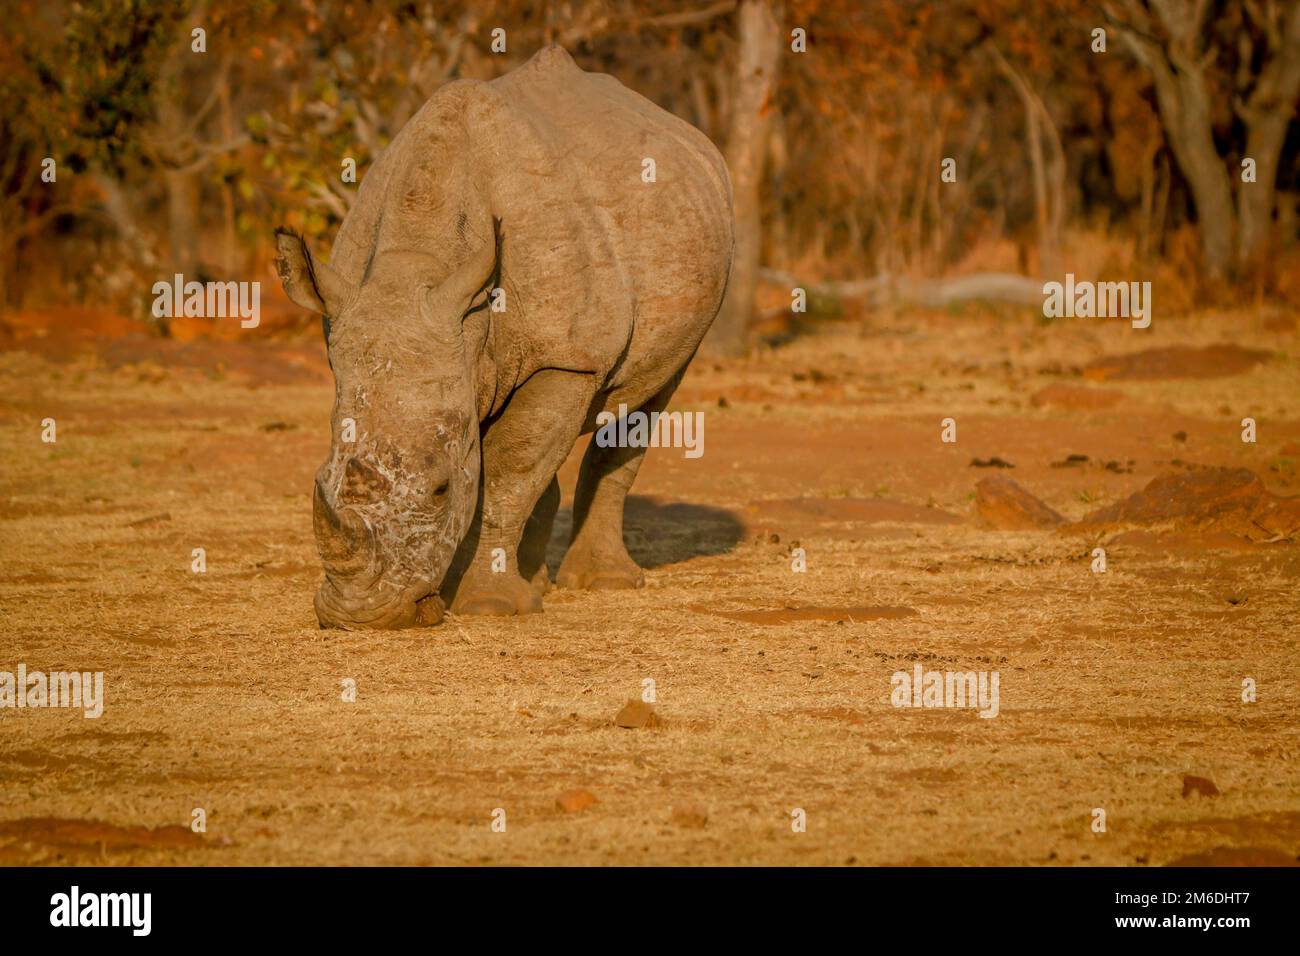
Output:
[
  {"left": 558, "top": 374, "right": 682, "bottom": 591},
  {"left": 449, "top": 371, "right": 593, "bottom": 617}
]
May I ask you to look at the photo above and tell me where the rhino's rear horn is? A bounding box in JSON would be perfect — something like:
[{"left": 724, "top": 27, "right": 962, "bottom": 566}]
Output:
[{"left": 442, "top": 220, "right": 504, "bottom": 318}]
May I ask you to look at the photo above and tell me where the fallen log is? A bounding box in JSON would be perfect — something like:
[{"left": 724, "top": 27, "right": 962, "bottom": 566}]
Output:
[{"left": 760, "top": 268, "right": 1044, "bottom": 308}]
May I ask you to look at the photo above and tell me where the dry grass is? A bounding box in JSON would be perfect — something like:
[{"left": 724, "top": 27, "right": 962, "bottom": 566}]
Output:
[{"left": 1, "top": 305, "right": 1298, "bottom": 865}]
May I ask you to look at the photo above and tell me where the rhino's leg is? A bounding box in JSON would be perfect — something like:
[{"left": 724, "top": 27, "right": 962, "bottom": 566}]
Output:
[
  {"left": 557, "top": 372, "right": 682, "bottom": 590},
  {"left": 450, "top": 370, "right": 593, "bottom": 616},
  {"left": 518, "top": 476, "right": 559, "bottom": 594}
]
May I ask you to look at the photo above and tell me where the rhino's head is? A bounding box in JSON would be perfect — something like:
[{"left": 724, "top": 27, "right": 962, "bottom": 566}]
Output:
[{"left": 274, "top": 225, "right": 500, "bottom": 629}]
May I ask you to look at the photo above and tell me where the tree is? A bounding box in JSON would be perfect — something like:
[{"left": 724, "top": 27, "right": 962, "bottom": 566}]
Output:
[
  {"left": 1106, "top": 0, "right": 1300, "bottom": 276},
  {"left": 706, "top": 0, "right": 782, "bottom": 356}
]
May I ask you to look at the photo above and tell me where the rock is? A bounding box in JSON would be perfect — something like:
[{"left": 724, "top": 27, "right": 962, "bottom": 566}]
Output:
[
  {"left": 614, "top": 699, "right": 659, "bottom": 729},
  {"left": 1083, "top": 344, "right": 1271, "bottom": 381},
  {"left": 974, "top": 475, "right": 1065, "bottom": 530},
  {"left": 671, "top": 803, "right": 709, "bottom": 829},
  {"left": 970, "top": 456, "right": 1015, "bottom": 469},
  {"left": 1075, "top": 467, "right": 1300, "bottom": 542},
  {"left": 1181, "top": 774, "right": 1220, "bottom": 798},
  {"left": 556, "top": 789, "right": 597, "bottom": 813}
]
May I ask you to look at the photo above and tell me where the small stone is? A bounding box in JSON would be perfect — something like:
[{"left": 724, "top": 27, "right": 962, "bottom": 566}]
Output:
[
  {"left": 975, "top": 475, "right": 1065, "bottom": 530},
  {"left": 614, "top": 699, "right": 659, "bottom": 729},
  {"left": 671, "top": 803, "right": 708, "bottom": 829},
  {"left": 1181, "top": 774, "right": 1220, "bottom": 798},
  {"left": 557, "top": 789, "right": 597, "bottom": 813}
]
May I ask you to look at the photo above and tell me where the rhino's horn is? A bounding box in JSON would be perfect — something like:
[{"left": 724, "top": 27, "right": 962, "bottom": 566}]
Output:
[
  {"left": 418, "top": 219, "right": 502, "bottom": 362},
  {"left": 443, "top": 219, "right": 503, "bottom": 318},
  {"left": 313, "top": 479, "right": 375, "bottom": 578}
]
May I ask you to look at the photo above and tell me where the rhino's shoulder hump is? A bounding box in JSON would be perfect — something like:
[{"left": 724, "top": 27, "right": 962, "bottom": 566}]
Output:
[{"left": 512, "top": 43, "right": 583, "bottom": 76}]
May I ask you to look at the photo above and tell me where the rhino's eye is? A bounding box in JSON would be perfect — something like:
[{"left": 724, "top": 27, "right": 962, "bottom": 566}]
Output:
[{"left": 432, "top": 481, "right": 449, "bottom": 499}]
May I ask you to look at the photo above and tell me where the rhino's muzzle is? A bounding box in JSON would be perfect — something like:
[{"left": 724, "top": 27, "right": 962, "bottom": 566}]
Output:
[
  {"left": 314, "top": 576, "right": 443, "bottom": 630},
  {"left": 311, "top": 480, "right": 445, "bottom": 629}
]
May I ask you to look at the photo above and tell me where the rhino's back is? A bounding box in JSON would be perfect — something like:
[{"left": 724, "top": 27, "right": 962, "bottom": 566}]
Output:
[
  {"left": 333, "top": 47, "right": 733, "bottom": 394},
  {"left": 481, "top": 47, "right": 734, "bottom": 391}
]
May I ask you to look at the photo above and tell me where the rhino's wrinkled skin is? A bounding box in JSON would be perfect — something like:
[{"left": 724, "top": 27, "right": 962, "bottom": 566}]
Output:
[{"left": 276, "top": 46, "right": 734, "bottom": 629}]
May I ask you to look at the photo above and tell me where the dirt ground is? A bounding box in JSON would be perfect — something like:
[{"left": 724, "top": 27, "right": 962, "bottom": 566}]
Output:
[{"left": 2, "top": 303, "right": 1298, "bottom": 866}]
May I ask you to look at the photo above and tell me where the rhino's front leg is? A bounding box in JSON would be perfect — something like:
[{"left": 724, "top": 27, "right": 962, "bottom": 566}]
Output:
[{"left": 448, "top": 369, "right": 594, "bottom": 616}]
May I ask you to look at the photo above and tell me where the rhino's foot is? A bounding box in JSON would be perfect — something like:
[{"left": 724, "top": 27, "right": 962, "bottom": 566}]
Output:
[
  {"left": 529, "top": 563, "right": 551, "bottom": 595},
  {"left": 557, "top": 543, "right": 645, "bottom": 591},
  {"left": 451, "top": 571, "right": 544, "bottom": 617}
]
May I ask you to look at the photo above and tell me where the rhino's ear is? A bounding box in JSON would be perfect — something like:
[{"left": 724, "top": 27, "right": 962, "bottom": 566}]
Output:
[{"left": 274, "top": 228, "right": 352, "bottom": 315}]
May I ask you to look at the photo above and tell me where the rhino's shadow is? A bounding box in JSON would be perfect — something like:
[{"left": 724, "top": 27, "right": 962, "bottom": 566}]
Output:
[
  {"left": 547, "top": 495, "right": 745, "bottom": 573},
  {"left": 439, "top": 494, "right": 745, "bottom": 603}
]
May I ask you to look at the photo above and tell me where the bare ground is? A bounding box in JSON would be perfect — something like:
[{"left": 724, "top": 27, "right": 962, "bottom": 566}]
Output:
[{"left": 1, "top": 305, "right": 1298, "bottom": 866}]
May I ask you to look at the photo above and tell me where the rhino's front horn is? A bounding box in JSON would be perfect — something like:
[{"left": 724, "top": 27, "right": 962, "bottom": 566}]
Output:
[{"left": 313, "top": 479, "right": 377, "bottom": 578}]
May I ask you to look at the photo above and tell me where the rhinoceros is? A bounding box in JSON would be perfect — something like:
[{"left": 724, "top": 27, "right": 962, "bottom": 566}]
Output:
[{"left": 274, "top": 45, "right": 734, "bottom": 629}]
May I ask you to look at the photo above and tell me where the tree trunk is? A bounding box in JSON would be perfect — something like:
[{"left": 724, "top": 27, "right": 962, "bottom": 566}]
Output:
[
  {"left": 218, "top": 67, "right": 238, "bottom": 274},
  {"left": 152, "top": 1, "right": 208, "bottom": 278},
  {"left": 988, "top": 46, "right": 1066, "bottom": 277},
  {"left": 1236, "top": 1, "right": 1300, "bottom": 268},
  {"left": 1161, "top": 66, "right": 1236, "bottom": 277},
  {"left": 164, "top": 168, "right": 201, "bottom": 277},
  {"left": 705, "top": 0, "right": 782, "bottom": 357},
  {"left": 1110, "top": 0, "right": 1236, "bottom": 277}
]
